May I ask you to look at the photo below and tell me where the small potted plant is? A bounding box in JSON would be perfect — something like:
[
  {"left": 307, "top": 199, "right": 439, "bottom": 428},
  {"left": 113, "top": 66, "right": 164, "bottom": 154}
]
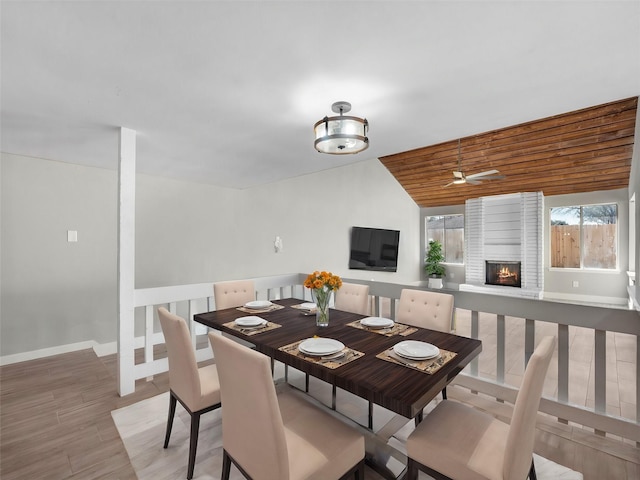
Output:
[{"left": 425, "top": 240, "right": 446, "bottom": 289}]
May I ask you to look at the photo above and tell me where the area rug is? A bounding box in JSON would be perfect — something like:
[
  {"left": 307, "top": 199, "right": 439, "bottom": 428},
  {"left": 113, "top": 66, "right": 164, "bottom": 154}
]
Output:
[{"left": 112, "top": 391, "right": 583, "bottom": 480}]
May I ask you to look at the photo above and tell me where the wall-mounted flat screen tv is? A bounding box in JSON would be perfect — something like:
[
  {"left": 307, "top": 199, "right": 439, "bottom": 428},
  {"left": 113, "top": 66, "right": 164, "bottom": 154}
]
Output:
[{"left": 349, "top": 226, "right": 400, "bottom": 272}]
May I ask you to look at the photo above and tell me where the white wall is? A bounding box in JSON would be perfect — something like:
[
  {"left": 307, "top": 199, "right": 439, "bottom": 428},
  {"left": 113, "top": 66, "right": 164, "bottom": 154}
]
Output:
[
  {"left": 1, "top": 153, "right": 419, "bottom": 357},
  {"left": 239, "top": 160, "right": 421, "bottom": 283}
]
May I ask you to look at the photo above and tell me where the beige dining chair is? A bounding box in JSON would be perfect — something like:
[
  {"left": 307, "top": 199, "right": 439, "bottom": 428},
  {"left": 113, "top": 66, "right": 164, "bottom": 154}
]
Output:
[
  {"left": 396, "top": 288, "right": 454, "bottom": 334},
  {"left": 334, "top": 282, "right": 370, "bottom": 316},
  {"left": 158, "top": 307, "right": 221, "bottom": 480},
  {"left": 213, "top": 279, "right": 255, "bottom": 309},
  {"left": 208, "top": 332, "right": 366, "bottom": 480},
  {"left": 405, "top": 335, "right": 555, "bottom": 480},
  {"left": 396, "top": 288, "right": 454, "bottom": 414}
]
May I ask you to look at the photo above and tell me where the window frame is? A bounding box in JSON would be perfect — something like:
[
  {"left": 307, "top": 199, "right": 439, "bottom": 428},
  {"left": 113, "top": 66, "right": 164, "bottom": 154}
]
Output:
[
  {"left": 425, "top": 214, "right": 464, "bottom": 265},
  {"left": 549, "top": 202, "right": 619, "bottom": 271}
]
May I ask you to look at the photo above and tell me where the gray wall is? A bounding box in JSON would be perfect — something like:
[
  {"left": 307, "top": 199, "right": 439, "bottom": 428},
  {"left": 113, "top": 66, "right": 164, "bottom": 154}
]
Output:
[
  {"left": 1, "top": 153, "right": 419, "bottom": 356},
  {"left": 1, "top": 154, "right": 118, "bottom": 349}
]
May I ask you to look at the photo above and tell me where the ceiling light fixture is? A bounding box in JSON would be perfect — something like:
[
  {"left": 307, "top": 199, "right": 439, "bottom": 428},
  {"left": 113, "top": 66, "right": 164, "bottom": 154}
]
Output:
[{"left": 314, "top": 101, "right": 369, "bottom": 154}]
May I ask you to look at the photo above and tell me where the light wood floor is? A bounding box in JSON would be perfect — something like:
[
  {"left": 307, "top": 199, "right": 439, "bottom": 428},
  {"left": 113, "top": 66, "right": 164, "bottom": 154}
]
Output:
[{"left": 0, "top": 343, "right": 638, "bottom": 479}]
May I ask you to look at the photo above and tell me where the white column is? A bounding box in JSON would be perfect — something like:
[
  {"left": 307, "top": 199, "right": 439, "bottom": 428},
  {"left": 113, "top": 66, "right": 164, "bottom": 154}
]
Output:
[{"left": 117, "top": 127, "right": 136, "bottom": 396}]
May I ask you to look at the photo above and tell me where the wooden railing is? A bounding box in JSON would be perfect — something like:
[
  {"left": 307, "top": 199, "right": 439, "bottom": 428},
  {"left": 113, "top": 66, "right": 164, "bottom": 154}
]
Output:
[{"left": 123, "top": 273, "right": 639, "bottom": 443}]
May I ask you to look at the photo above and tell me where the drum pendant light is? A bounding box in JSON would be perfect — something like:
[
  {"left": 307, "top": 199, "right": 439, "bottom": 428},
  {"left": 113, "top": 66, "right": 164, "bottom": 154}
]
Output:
[{"left": 314, "top": 101, "right": 369, "bottom": 154}]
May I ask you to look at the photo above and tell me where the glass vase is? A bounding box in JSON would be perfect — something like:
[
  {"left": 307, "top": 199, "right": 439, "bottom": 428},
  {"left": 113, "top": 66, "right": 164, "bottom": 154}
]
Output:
[
  {"left": 315, "top": 300, "right": 330, "bottom": 327},
  {"left": 313, "top": 289, "right": 332, "bottom": 327}
]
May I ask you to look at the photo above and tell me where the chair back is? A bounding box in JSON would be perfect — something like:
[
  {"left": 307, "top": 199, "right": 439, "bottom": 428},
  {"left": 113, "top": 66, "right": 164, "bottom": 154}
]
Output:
[
  {"left": 209, "top": 332, "right": 289, "bottom": 479},
  {"left": 396, "top": 288, "right": 454, "bottom": 332},
  {"left": 335, "top": 282, "right": 370, "bottom": 315},
  {"left": 213, "top": 279, "right": 255, "bottom": 310},
  {"left": 503, "top": 336, "right": 555, "bottom": 479},
  {"left": 158, "top": 307, "right": 201, "bottom": 409}
]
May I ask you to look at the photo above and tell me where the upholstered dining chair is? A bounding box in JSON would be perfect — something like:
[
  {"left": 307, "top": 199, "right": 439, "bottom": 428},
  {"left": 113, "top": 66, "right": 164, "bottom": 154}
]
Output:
[
  {"left": 335, "top": 282, "right": 370, "bottom": 316},
  {"left": 209, "top": 332, "right": 366, "bottom": 480},
  {"left": 396, "top": 288, "right": 454, "bottom": 334},
  {"left": 213, "top": 279, "right": 255, "bottom": 310},
  {"left": 396, "top": 288, "right": 454, "bottom": 408},
  {"left": 405, "top": 336, "right": 556, "bottom": 480},
  {"left": 158, "top": 307, "right": 221, "bottom": 480}
]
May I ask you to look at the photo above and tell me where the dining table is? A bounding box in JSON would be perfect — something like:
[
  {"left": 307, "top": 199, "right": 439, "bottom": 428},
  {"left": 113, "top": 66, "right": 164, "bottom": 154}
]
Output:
[{"left": 194, "top": 297, "right": 482, "bottom": 479}]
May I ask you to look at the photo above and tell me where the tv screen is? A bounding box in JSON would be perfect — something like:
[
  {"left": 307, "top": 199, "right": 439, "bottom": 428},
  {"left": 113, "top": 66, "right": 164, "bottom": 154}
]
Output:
[{"left": 349, "top": 226, "right": 400, "bottom": 272}]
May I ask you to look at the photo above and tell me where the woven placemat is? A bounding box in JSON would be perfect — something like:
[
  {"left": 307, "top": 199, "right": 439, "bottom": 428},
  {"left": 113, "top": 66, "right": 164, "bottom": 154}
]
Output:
[
  {"left": 376, "top": 347, "right": 456, "bottom": 374},
  {"left": 290, "top": 303, "right": 316, "bottom": 311},
  {"left": 289, "top": 303, "right": 316, "bottom": 316},
  {"left": 223, "top": 320, "right": 282, "bottom": 336},
  {"left": 346, "top": 320, "right": 418, "bottom": 337},
  {"left": 235, "top": 304, "right": 285, "bottom": 314},
  {"left": 279, "top": 339, "right": 364, "bottom": 369}
]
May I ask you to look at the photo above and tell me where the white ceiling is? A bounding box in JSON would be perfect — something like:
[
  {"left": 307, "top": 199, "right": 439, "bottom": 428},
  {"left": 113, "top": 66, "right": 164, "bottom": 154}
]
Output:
[{"left": 2, "top": 1, "right": 639, "bottom": 189}]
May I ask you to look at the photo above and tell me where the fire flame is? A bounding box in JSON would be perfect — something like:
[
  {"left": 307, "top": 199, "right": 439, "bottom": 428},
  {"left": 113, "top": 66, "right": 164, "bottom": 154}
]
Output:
[{"left": 497, "top": 266, "right": 518, "bottom": 280}]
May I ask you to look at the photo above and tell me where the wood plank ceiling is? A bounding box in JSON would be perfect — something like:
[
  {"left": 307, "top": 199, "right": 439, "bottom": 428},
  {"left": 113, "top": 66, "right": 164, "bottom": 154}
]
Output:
[{"left": 379, "top": 97, "right": 637, "bottom": 208}]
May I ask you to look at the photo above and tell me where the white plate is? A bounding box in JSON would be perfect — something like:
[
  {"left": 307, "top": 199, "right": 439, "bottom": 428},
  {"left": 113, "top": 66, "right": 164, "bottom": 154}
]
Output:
[
  {"left": 244, "top": 300, "right": 273, "bottom": 309},
  {"left": 299, "top": 302, "right": 316, "bottom": 310},
  {"left": 360, "top": 317, "right": 394, "bottom": 329},
  {"left": 234, "top": 316, "right": 267, "bottom": 327},
  {"left": 393, "top": 341, "right": 439, "bottom": 360},
  {"left": 298, "top": 338, "right": 345, "bottom": 356}
]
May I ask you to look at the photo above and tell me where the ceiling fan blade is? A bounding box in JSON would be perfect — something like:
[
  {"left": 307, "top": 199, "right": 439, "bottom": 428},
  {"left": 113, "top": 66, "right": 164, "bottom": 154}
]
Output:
[
  {"left": 466, "top": 169, "right": 500, "bottom": 179},
  {"left": 477, "top": 175, "right": 506, "bottom": 180},
  {"left": 466, "top": 179, "right": 482, "bottom": 185},
  {"left": 443, "top": 181, "right": 457, "bottom": 188}
]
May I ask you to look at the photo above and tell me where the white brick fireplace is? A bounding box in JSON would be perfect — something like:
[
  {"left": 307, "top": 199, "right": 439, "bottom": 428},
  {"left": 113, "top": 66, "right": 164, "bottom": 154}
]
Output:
[{"left": 460, "top": 192, "right": 544, "bottom": 298}]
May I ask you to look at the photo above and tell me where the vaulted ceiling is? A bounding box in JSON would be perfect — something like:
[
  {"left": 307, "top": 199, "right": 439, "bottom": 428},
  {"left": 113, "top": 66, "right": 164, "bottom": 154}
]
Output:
[{"left": 380, "top": 97, "right": 637, "bottom": 208}]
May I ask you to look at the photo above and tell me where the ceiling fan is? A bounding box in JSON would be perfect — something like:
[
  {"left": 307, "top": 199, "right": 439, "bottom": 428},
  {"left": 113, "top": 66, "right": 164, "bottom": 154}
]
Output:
[{"left": 444, "top": 140, "right": 505, "bottom": 187}]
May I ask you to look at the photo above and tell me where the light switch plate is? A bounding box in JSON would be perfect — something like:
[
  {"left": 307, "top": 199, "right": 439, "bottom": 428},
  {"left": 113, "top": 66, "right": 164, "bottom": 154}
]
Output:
[{"left": 67, "top": 230, "right": 78, "bottom": 242}]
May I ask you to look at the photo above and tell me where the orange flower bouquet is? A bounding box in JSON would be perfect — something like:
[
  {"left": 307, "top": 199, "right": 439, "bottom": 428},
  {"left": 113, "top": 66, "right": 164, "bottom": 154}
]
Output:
[{"left": 303, "top": 271, "right": 342, "bottom": 327}]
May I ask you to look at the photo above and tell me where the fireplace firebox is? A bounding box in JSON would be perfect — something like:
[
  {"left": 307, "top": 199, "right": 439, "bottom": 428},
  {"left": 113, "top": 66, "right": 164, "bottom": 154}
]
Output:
[{"left": 485, "top": 261, "right": 521, "bottom": 288}]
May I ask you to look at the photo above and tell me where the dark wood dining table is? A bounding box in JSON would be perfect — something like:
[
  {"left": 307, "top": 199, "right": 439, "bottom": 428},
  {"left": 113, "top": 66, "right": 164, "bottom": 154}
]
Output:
[{"left": 194, "top": 297, "right": 482, "bottom": 478}]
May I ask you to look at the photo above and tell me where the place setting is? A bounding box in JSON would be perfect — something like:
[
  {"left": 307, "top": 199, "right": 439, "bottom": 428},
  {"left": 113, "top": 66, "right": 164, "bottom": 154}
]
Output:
[
  {"left": 377, "top": 340, "right": 457, "bottom": 374},
  {"left": 347, "top": 316, "right": 418, "bottom": 337},
  {"left": 223, "top": 315, "right": 282, "bottom": 335},
  {"left": 279, "top": 337, "right": 364, "bottom": 369},
  {"left": 290, "top": 302, "right": 317, "bottom": 316},
  {"left": 235, "top": 299, "right": 285, "bottom": 314}
]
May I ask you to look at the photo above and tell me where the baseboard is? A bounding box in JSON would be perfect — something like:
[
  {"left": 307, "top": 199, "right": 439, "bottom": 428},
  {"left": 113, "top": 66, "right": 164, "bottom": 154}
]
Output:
[
  {"left": 0, "top": 332, "right": 167, "bottom": 366},
  {"left": 0, "top": 340, "right": 99, "bottom": 366}
]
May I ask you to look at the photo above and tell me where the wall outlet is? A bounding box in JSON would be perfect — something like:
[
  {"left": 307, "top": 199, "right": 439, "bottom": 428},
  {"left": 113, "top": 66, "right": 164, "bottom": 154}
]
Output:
[{"left": 572, "top": 280, "right": 579, "bottom": 288}]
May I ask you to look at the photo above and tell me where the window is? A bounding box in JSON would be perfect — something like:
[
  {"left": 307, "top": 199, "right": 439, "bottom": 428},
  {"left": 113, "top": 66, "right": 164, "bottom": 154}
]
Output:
[
  {"left": 550, "top": 203, "right": 617, "bottom": 269},
  {"left": 426, "top": 215, "right": 464, "bottom": 264}
]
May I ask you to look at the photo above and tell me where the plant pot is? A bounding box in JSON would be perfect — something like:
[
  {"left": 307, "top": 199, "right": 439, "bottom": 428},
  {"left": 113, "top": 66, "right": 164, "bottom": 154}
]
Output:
[{"left": 428, "top": 277, "right": 443, "bottom": 289}]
